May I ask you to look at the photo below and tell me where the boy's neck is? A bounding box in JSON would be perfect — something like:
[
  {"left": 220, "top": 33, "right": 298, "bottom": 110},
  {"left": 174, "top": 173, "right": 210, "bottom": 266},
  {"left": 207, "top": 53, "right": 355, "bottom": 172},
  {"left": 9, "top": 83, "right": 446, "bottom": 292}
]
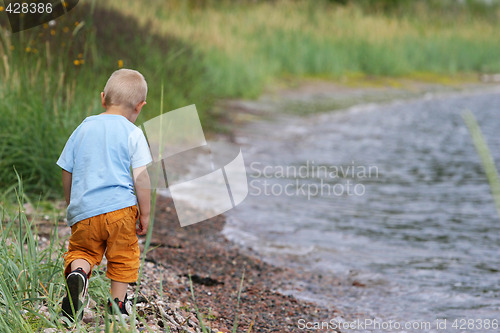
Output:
[{"left": 101, "top": 106, "right": 133, "bottom": 121}]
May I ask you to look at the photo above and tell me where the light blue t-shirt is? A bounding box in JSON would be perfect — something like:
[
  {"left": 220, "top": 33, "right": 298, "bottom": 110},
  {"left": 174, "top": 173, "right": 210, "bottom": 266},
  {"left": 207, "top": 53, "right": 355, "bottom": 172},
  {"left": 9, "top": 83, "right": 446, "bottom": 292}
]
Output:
[{"left": 57, "top": 114, "right": 152, "bottom": 226}]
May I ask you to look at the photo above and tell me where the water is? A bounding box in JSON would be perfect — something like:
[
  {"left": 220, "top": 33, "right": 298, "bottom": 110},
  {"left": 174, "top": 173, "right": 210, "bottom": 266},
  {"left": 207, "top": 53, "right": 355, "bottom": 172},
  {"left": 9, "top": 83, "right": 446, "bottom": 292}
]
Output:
[{"left": 223, "top": 89, "right": 500, "bottom": 332}]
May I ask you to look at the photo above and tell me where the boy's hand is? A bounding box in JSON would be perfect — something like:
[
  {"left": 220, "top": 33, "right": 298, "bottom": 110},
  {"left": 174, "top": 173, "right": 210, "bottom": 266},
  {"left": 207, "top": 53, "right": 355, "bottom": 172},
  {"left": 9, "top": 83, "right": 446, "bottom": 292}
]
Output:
[{"left": 136, "top": 215, "right": 150, "bottom": 235}]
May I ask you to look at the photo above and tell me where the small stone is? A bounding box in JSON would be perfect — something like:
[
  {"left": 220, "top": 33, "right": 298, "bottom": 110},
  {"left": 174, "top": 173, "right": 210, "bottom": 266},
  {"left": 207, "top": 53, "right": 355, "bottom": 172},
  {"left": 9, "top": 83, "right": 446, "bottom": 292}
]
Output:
[
  {"left": 23, "top": 203, "right": 34, "bottom": 215},
  {"left": 173, "top": 312, "right": 185, "bottom": 324},
  {"left": 159, "top": 305, "right": 169, "bottom": 318},
  {"left": 88, "top": 297, "right": 97, "bottom": 308},
  {"left": 43, "top": 329, "right": 57, "bottom": 333},
  {"left": 82, "top": 308, "right": 96, "bottom": 323},
  {"left": 136, "top": 295, "right": 148, "bottom": 303}
]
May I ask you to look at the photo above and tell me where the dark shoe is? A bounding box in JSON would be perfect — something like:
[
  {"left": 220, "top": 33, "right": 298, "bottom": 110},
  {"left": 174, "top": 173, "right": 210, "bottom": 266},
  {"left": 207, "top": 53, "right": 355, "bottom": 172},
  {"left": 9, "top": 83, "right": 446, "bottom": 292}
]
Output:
[
  {"left": 107, "top": 294, "right": 132, "bottom": 318},
  {"left": 61, "top": 267, "right": 88, "bottom": 321}
]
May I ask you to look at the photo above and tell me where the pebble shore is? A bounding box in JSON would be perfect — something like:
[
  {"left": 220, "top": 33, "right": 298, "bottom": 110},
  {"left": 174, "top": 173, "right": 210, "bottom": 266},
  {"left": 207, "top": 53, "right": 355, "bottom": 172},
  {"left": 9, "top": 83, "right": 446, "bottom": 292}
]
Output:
[{"left": 34, "top": 196, "right": 339, "bottom": 332}]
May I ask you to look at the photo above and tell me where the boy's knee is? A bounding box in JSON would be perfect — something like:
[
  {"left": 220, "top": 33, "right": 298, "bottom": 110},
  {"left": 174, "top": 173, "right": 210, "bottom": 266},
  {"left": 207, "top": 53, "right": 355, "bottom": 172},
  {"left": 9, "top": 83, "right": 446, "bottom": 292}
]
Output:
[{"left": 64, "top": 253, "right": 97, "bottom": 278}]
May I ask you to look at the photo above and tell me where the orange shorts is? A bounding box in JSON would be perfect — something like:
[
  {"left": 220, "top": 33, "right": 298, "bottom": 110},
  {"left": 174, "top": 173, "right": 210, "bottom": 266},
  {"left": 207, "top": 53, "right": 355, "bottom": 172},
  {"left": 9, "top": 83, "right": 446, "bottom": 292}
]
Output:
[{"left": 64, "top": 206, "right": 140, "bottom": 283}]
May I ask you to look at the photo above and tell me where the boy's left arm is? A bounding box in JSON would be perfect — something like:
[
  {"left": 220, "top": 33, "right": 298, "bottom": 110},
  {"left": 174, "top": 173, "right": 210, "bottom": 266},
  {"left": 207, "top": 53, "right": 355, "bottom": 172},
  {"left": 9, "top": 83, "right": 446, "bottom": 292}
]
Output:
[{"left": 62, "top": 169, "right": 72, "bottom": 206}]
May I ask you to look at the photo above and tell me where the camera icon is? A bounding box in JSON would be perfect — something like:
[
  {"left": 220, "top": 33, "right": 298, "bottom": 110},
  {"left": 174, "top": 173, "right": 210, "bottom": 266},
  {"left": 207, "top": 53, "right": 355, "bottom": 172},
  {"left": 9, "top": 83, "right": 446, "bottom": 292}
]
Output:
[{"left": 139, "top": 104, "right": 248, "bottom": 227}]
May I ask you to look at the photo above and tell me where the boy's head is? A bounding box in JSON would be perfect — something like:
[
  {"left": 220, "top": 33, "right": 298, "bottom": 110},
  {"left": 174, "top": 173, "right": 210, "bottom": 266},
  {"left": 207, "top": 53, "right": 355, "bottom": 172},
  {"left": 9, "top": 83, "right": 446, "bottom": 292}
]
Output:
[{"left": 101, "top": 69, "right": 147, "bottom": 121}]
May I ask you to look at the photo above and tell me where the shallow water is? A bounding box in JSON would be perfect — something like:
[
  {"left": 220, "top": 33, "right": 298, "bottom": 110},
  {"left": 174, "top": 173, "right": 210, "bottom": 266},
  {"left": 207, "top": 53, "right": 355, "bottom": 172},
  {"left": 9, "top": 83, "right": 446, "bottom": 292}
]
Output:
[{"left": 224, "top": 88, "right": 500, "bottom": 332}]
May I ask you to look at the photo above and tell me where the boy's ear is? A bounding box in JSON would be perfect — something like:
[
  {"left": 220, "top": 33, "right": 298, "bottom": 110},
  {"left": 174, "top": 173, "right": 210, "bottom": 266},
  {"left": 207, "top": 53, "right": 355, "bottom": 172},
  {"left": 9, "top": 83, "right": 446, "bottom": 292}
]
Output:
[
  {"left": 101, "top": 92, "right": 106, "bottom": 108},
  {"left": 135, "top": 100, "right": 147, "bottom": 113}
]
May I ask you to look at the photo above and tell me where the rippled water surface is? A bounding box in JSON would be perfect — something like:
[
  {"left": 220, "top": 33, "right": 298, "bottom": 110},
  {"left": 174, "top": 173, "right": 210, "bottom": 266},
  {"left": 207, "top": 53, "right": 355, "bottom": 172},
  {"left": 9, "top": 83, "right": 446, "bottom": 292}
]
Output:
[{"left": 224, "top": 89, "right": 500, "bottom": 331}]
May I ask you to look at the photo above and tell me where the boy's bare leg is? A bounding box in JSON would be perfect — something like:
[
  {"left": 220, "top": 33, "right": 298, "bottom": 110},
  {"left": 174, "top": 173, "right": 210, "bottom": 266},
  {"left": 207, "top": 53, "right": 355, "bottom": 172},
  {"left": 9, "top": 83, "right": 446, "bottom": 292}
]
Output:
[
  {"left": 71, "top": 259, "right": 91, "bottom": 275},
  {"left": 110, "top": 280, "right": 128, "bottom": 301}
]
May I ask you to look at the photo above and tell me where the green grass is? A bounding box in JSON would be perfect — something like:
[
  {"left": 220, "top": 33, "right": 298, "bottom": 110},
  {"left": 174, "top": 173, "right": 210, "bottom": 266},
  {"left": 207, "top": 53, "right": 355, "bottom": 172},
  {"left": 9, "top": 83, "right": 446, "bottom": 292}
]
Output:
[
  {"left": 0, "top": 173, "right": 165, "bottom": 332},
  {"left": 105, "top": 0, "right": 500, "bottom": 97},
  {"left": 0, "top": 175, "right": 78, "bottom": 332}
]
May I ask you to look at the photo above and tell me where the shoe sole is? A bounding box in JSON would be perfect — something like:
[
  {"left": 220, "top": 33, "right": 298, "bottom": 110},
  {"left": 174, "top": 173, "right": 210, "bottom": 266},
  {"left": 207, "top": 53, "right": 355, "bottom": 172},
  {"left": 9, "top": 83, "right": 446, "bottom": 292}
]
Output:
[
  {"left": 61, "top": 274, "right": 85, "bottom": 321},
  {"left": 107, "top": 299, "right": 132, "bottom": 320}
]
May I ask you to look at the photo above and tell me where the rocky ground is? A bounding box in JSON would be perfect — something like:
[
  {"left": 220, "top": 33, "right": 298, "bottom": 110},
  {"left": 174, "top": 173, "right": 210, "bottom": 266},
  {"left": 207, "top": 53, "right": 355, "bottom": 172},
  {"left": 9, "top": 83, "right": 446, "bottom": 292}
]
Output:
[
  {"left": 34, "top": 196, "right": 340, "bottom": 332},
  {"left": 143, "top": 196, "right": 341, "bottom": 332}
]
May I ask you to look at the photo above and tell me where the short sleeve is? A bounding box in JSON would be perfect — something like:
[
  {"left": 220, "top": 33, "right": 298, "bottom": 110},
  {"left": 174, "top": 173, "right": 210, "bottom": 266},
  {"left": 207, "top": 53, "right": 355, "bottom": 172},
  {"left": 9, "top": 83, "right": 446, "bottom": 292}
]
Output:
[
  {"left": 129, "top": 127, "right": 153, "bottom": 169},
  {"left": 56, "top": 133, "right": 75, "bottom": 173}
]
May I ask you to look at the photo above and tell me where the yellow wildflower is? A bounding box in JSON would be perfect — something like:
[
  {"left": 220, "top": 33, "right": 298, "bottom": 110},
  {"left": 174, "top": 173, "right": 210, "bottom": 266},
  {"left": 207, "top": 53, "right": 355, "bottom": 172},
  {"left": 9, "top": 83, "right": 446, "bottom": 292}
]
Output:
[
  {"left": 63, "top": 27, "right": 69, "bottom": 33},
  {"left": 118, "top": 59, "right": 123, "bottom": 68},
  {"left": 0, "top": 6, "right": 4, "bottom": 12},
  {"left": 73, "top": 60, "right": 80, "bottom": 66},
  {"left": 79, "top": 59, "right": 85, "bottom": 64},
  {"left": 25, "top": 47, "right": 31, "bottom": 53},
  {"left": 43, "top": 23, "right": 48, "bottom": 29},
  {"left": 50, "top": 29, "right": 56, "bottom": 36}
]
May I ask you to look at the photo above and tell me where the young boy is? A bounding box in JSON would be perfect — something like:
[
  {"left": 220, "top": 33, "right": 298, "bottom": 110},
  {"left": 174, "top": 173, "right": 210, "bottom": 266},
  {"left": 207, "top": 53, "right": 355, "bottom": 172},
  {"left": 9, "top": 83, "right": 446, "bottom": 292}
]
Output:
[{"left": 57, "top": 69, "right": 152, "bottom": 321}]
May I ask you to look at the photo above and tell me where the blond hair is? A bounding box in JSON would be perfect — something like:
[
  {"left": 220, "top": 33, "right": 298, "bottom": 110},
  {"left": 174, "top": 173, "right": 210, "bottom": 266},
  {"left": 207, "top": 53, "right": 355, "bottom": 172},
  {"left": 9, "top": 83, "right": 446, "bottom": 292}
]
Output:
[{"left": 103, "top": 69, "right": 147, "bottom": 109}]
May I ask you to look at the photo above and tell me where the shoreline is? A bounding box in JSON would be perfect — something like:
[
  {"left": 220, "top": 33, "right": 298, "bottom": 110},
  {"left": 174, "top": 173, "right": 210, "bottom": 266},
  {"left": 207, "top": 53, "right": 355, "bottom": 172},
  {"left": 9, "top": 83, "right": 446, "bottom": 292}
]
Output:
[
  {"left": 145, "top": 196, "right": 340, "bottom": 332},
  {"left": 214, "top": 77, "right": 500, "bottom": 134}
]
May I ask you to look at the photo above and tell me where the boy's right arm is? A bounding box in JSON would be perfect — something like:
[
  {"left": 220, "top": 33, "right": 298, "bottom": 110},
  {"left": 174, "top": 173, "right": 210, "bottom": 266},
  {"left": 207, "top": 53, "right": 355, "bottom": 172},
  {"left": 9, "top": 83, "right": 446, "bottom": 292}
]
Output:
[{"left": 133, "top": 165, "right": 151, "bottom": 235}]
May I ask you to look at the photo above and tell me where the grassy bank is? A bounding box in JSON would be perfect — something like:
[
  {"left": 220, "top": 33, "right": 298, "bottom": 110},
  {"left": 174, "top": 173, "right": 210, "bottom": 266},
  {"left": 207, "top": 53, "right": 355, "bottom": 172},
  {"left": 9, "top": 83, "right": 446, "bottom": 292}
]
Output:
[
  {"left": 0, "top": 1, "right": 212, "bottom": 196},
  {"left": 1, "top": 0, "right": 500, "bottom": 194},
  {"left": 105, "top": 0, "right": 500, "bottom": 97}
]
